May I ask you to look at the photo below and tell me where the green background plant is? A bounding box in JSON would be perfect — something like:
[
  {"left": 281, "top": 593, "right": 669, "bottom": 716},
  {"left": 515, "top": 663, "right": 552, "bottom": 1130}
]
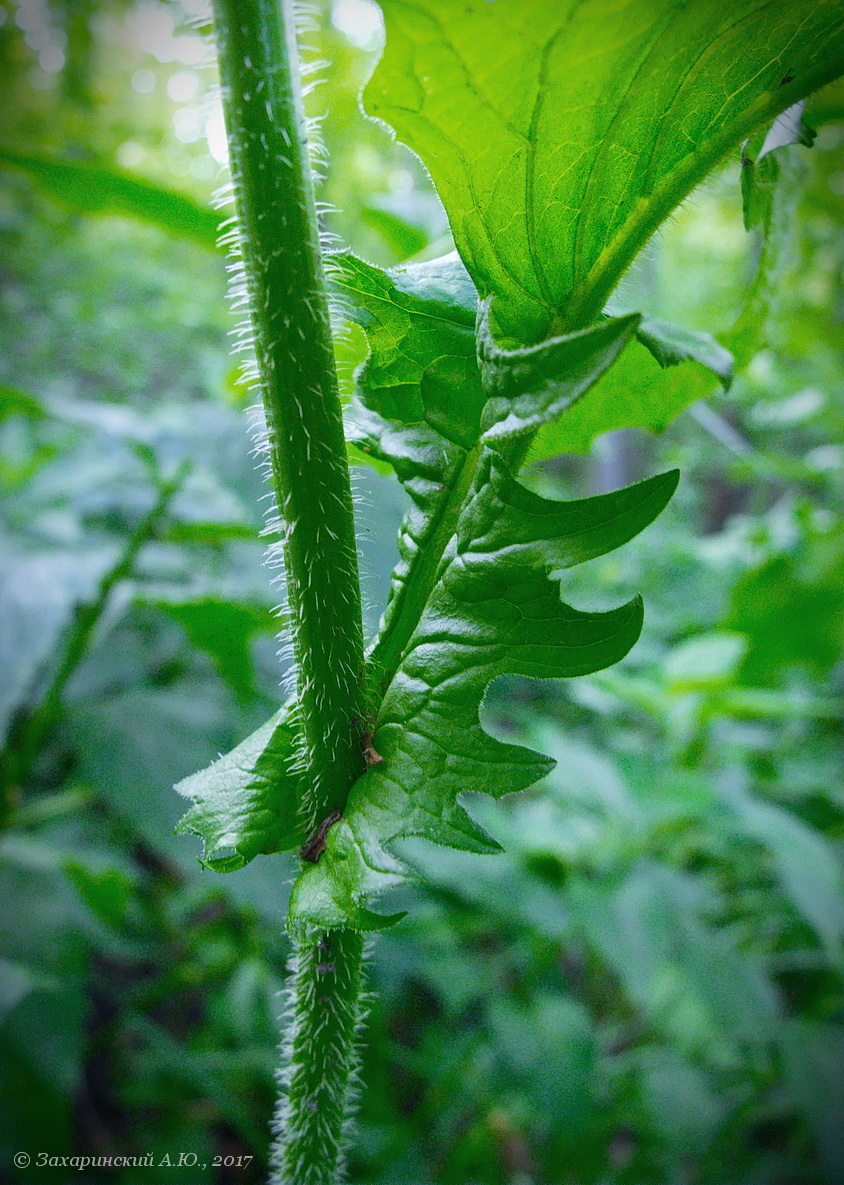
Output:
[{"left": 1, "top": 1, "right": 843, "bottom": 1182}]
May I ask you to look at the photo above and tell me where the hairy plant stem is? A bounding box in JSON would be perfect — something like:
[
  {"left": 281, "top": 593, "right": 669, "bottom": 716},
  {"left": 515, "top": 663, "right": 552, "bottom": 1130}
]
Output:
[
  {"left": 273, "top": 930, "right": 366, "bottom": 1183},
  {"left": 213, "top": 0, "right": 366, "bottom": 823},
  {"left": 211, "top": 1, "right": 368, "bottom": 1179}
]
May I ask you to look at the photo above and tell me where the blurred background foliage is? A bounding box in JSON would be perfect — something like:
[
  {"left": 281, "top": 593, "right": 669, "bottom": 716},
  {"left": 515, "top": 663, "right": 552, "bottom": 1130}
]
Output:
[{"left": 0, "top": 1, "right": 842, "bottom": 1182}]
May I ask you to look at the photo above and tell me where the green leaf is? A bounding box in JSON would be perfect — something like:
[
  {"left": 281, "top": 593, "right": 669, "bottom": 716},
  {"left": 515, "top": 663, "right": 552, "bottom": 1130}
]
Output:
[
  {"left": 175, "top": 701, "right": 307, "bottom": 871},
  {"left": 782, "top": 1021, "right": 844, "bottom": 1181},
  {"left": 0, "top": 837, "right": 89, "bottom": 1162},
  {"left": 0, "top": 959, "right": 52, "bottom": 1023},
  {"left": 359, "top": 202, "right": 431, "bottom": 259},
  {"left": 632, "top": 1047, "right": 724, "bottom": 1157},
  {"left": 176, "top": 250, "right": 677, "bottom": 920},
  {"left": 0, "top": 385, "right": 45, "bottom": 423},
  {"left": 663, "top": 632, "right": 748, "bottom": 693},
  {"left": 340, "top": 250, "right": 729, "bottom": 463},
  {"left": 0, "top": 547, "right": 117, "bottom": 747},
  {"left": 178, "top": 255, "right": 677, "bottom": 894},
  {"left": 336, "top": 251, "right": 488, "bottom": 663},
  {"left": 487, "top": 993, "right": 598, "bottom": 1142},
  {"left": 337, "top": 249, "right": 481, "bottom": 454},
  {"left": 147, "top": 596, "right": 279, "bottom": 701},
  {"left": 289, "top": 459, "right": 678, "bottom": 936},
  {"left": 70, "top": 685, "right": 236, "bottom": 872},
  {"left": 0, "top": 147, "right": 220, "bottom": 249},
  {"left": 529, "top": 333, "right": 726, "bottom": 458},
  {"left": 740, "top": 101, "right": 816, "bottom": 231},
  {"left": 524, "top": 311, "right": 733, "bottom": 456},
  {"left": 728, "top": 547, "right": 844, "bottom": 681},
  {"left": 63, "top": 861, "right": 133, "bottom": 932},
  {"left": 570, "top": 862, "right": 778, "bottom": 1062},
  {"left": 478, "top": 302, "right": 642, "bottom": 442},
  {"left": 337, "top": 252, "right": 664, "bottom": 641},
  {"left": 632, "top": 315, "right": 734, "bottom": 390},
  {"left": 728, "top": 111, "right": 814, "bottom": 367},
  {"left": 367, "top": 0, "right": 844, "bottom": 342},
  {"left": 334, "top": 193, "right": 736, "bottom": 468},
  {"left": 731, "top": 794, "right": 844, "bottom": 967}
]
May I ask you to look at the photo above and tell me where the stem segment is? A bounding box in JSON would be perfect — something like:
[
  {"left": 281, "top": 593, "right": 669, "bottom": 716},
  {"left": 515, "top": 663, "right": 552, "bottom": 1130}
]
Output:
[
  {"left": 272, "top": 930, "right": 366, "bottom": 1184},
  {"left": 212, "top": 2, "right": 369, "bottom": 1179},
  {"left": 213, "top": 0, "right": 366, "bottom": 823}
]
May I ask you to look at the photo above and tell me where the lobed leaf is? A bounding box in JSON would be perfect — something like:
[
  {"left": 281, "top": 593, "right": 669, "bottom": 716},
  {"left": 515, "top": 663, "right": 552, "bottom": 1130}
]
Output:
[
  {"left": 342, "top": 251, "right": 734, "bottom": 463},
  {"left": 288, "top": 458, "right": 678, "bottom": 936},
  {"left": 337, "top": 251, "right": 488, "bottom": 660},
  {"left": 337, "top": 249, "right": 481, "bottom": 456},
  {"left": 366, "top": 0, "right": 844, "bottom": 342},
  {"left": 177, "top": 254, "right": 680, "bottom": 898}
]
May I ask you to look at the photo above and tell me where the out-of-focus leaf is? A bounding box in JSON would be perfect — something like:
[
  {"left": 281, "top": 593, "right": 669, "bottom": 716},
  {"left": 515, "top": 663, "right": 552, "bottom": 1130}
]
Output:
[
  {"left": 69, "top": 685, "right": 235, "bottom": 872},
  {"left": 0, "top": 547, "right": 117, "bottom": 747},
  {"left": 632, "top": 1046, "right": 724, "bottom": 1157},
  {"left": 663, "top": 632, "right": 748, "bottom": 692},
  {"left": 0, "top": 386, "right": 45, "bottom": 423},
  {"left": 728, "top": 550, "right": 844, "bottom": 682},
  {"left": 359, "top": 202, "right": 430, "bottom": 259},
  {"left": 125, "top": 1013, "right": 267, "bottom": 1152},
  {"left": 0, "top": 147, "right": 220, "bottom": 248},
  {"left": 741, "top": 102, "right": 816, "bottom": 230},
  {"left": 0, "top": 959, "right": 51, "bottom": 1022},
  {"left": 728, "top": 142, "right": 811, "bottom": 368},
  {"left": 147, "top": 597, "right": 279, "bottom": 701},
  {"left": 731, "top": 794, "right": 844, "bottom": 966},
  {"left": 398, "top": 831, "right": 570, "bottom": 944},
  {"left": 367, "top": 0, "right": 844, "bottom": 342},
  {"left": 570, "top": 862, "right": 778, "bottom": 1061},
  {"left": 781, "top": 1021, "right": 844, "bottom": 1181},
  {"left": 0, "top": 836, "right": 89, "bottom": 1170},
  {"left": 63, "top": 861, "right": 133, "bottom": 932},
  {"left": 487, "top": 993, "right": 599, "bottom": 1150}
]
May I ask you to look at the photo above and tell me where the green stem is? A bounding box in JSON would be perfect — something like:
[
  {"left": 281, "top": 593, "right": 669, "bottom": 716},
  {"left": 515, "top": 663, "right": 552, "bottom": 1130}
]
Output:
[
  {"left": 213, "top": 0, "right": 366, "bottom": 824},
  {"left": 212, "top": 2, "right": 369, "bottom": 1179},
  {"left": 272, "top": 930, "right": 366, "bottom": 1184}
]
